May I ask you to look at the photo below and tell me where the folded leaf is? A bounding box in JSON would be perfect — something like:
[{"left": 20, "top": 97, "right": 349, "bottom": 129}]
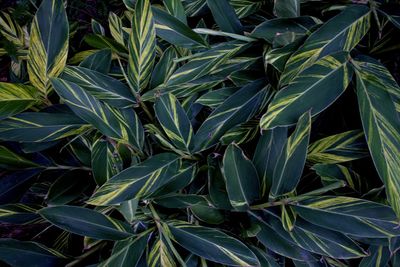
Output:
[
  {"left": 168, "top": 221, "right": 260, "bottom": 266},
  {"left": 222, "top": 143, "right": 260, "bottom": 211},
  {"left": 79, "top": 49, "right": 112, "bottom": 73},
  {"left": 28, "top": 0, "right": 69, "bottom": 93},
  {"left": 164, "top": 0, "right": 187, "bottom": 24},
  {"left": 207, "top": 0, "right": 243, "bottom": 34},
  {"left": 128, "top": 0, "right": 156, "bottom": 93},
  {"left": 155, "top": 93, "right": 194, "bottom": 153},
  {"left": 38, "top": 206, "right": 134, "bottom": 240},
  {"left": 271, "top": 111, "right": 311, "bottom": 197},
  {"left": 88, "top": 153, "right": 180, "bottom": 205}
]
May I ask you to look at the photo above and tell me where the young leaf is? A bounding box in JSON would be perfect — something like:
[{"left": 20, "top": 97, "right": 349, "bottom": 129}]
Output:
[
  {"left": 88, "top": 153, "right": 180, "bottom": 205},
  {"left": 253, "top": 127, "right": 288, "bottom": 198},
  {"left": 128, "top": 0, "right": 156, "bottom": 93},
  {"left": 354, "top": 56, "right": 400, "bottom": 217},
  {"left": 261, "top": 52, "right": 353, "bottom": 129},
  {"left": 38, "top": 206, "right": 134, "bottom": 240},
  {"left": 222, "top": 143, "right": 260, "bottom": 211},
  {"left": 154, "top": 93, "right": 194, "bottom": 153},
  {"left": 168, "top": 221, "right": 260, "bottom": 266},
  {"left": 270, "top": 111, "right": 311, "bottom": 197},
  {"left": 28, "top": 0, "right": 69, "bottom": 93},
  {"left": 280, "top": 5, "right": 370, "bottom": 85}
]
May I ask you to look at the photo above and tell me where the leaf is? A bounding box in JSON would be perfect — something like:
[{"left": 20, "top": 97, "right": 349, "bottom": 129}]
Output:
[
  {"left": 308, "top": 130, "right": 368, "bottom": 164},
  {"left": 354, "top": 55, "right": 400, "bottom": 218},
  {"left": 164, "top": 0, "right": 187, "bottom": 24},
  {"left": 222, "top": 143, "right": 260, "bottom": 211},
  {"left": 0, "top": 145, "right": 39, "bottom": 169},
  {"left": 154, "top": 93, "right": 194, "bottom": 153},
  {"left": 280, "top": 5, "right": 370, "bottom": 85},
  {"left": 291, "top": 196, "right": 400, "bottom": 238},
  {"left": 207, "top": 0, "right": 243, "bottom": 34},
  {"left": 128, "top": 0, "right": 156, "bottom": 93},
  {"left": 0, "top": 169, "right": 42, "bottom": 204},
  {"left": 148, "top": 234, "right": 177, "bottom": 267},
  {"left": 150, "top": 46, "right": 178, "bottom": 88},
  {"left": 168, "top": 221, "right": 260, "bottom": 266},
  {"left": 261, "top": 52, "right": 353, "bottom": 129},
  {"left": 109, "top": 12, "right": 129, "bottom": 47},
  {"left": 251, "top": 16, "right": 320, "bottom": 43},
  {"left": 46, "top": 170, "right": 89, "bottom": 205},
  {"left": 0, "top": 203, "right": 41, "bottom": 224},
  {"left": 165, "top": 41, "right": 247, "bottom": 86},
  {"left": 79, "top": 49, "right": 112, "bottom": 74},
  {"left": 359, "top": 245, "right": 390, "bottom": 267},
  {"left": 27, "top": 0, "right": 69, "bottom": 93},
  {"left": 88, "top": 153, "right": 180, "bottom": 205},
  {"left": 152, "top": 6, "right": 208, "bottom": 48},
  {"left": 118, "top": 199, "right": 138, "bottom": 223},
  {"left": 0, "top": 239, "right": 68, "bottom": 267},
  {"left": 91, "top": 138, "right": 123, "bottom": 186},
  {"left": 270, "top": 111, "right": 311, "bottom": 197},
  {"left": 50, "top": 78, "right": 144, "bottom": 150},
  {"left": 253, "top": 127, "right": 288, "bottom": 198},
  {"left": 100, "top": 232, "right": 150, "bottom": 267},
  {"left": 274, "top": 0, "right": 300, "bottom": 18},
  {"left": 194, "top": 80, "right": 269, "bottom": 152},
  {"left": 0, "top": 82, "right": 39, "bottom": 120},
  {"left": 265, "top": 210, "right": 367, "bottom": 259},
  {"left": 250, "top": 212, "right": 317, "bottom": 262},
  {"left": 60, "top": 66, "right": 137, "bottom": 108},
  {"left": 38, "top": 206, "right": 134, "bottom": 240},
  {"left": 0, "top": 111, "right": 90, "bottom": 142},
  {"left": 0, "top": 11, "right": 24, "bottom": 46},
  {"left": 195, "top": 87, "right": 239, "bottom": 108}
]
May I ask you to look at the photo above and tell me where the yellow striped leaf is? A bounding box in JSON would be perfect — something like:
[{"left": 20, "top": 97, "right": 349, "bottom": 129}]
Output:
[
  {"left": 128, "top": 0, "right": 156, "bottom": 93},
  {"left": 292, "top": 196, "right": 400, "bottom": 238},
  {"left": 168, "top": 221, "right": 260, "bottom": 266},
  {"left": 28, "top": 0, "right": 69, "bottom": 94},
  {"left": 154, "top": 93, "right": 194, "bottom": 153},
  {"left": 0, "top": 11, "right": 24, "bottom": 47},
  {"left": 0, "top": 82, "right": 39, "bottom": 120},
  {"left": 354, "top": 55, "right": 400, "bottom": 218},
  {"left": 88, "top": 153, "right": 180, "bottom": 205},
  {"left": 50, "top": 78, "right": 144, "bottom": 151},
  {"left": 261, "top": 52, "right": 353, "bottom": 130},
  {"left": 307, "top": 130, "right": 368, "bottom": 164},
  {"left": 270, "top": 111, "right": 311, "bottom": 197},
  {"left": 280, "top": 5, "right": 370, "bottom": 86},
  {"left": 0, "top": 203, "right": 42, "bottom": 224}
]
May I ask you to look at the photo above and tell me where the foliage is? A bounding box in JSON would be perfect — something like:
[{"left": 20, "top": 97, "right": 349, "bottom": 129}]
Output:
[{"left": 1, "top": 0, "right": 400, "bottom": 266}]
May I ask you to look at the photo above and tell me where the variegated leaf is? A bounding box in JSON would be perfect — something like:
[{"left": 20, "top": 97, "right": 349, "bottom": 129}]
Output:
[
  {"left": 261, "top": 52, "right": 353, "bottom": 129},
  {"left": 280, "top": 5, "right": 370, "bottom": 85},
  {"left": 354, "top": 55, "right": 400, "bottom": 218},
  {"left": 88, "top": 153, "right": 180, "bottom": 205},
  {"left": 128, "top": 0, "right": 156, "bottom": 93},
  {"left": 28, "top": 0, "right": 69, "bottom": 93}
]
